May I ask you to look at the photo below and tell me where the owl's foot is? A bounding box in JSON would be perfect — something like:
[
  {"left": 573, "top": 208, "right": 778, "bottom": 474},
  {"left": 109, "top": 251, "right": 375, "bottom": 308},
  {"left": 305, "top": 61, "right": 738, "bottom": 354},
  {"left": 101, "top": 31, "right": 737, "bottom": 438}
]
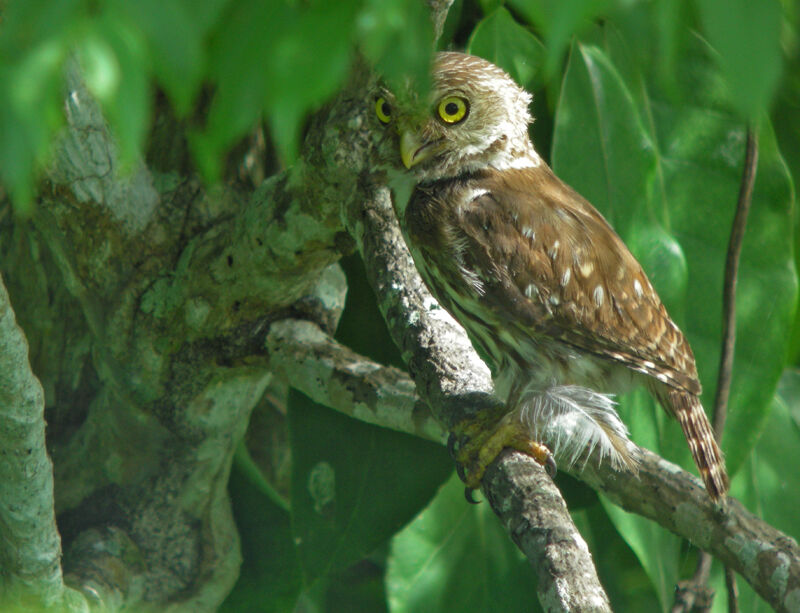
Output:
[{"left": 451, "top": 420, "right": 556, "bottom": 503}]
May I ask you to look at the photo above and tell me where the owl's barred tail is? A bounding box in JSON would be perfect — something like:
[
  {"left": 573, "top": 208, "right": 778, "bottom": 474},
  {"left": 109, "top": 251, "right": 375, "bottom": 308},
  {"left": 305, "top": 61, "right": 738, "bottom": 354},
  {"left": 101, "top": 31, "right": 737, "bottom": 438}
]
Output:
[{"left": 668, "top": 389, "right": 730, "bottom": 501}]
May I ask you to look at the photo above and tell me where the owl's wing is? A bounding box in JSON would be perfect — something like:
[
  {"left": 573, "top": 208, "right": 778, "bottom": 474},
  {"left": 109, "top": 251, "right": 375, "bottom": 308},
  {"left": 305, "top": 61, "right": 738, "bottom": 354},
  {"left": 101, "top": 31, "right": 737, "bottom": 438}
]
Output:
[{"left": 453, "top": 165, "right": 701, "bottom": 395}]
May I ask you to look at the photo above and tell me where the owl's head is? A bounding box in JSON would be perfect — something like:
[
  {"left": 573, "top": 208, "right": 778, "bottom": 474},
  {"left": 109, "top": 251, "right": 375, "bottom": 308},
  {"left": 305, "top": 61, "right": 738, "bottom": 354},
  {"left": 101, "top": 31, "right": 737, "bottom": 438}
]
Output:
[{"left": 374, "top": 52, "right": 535, "bottom": 182}]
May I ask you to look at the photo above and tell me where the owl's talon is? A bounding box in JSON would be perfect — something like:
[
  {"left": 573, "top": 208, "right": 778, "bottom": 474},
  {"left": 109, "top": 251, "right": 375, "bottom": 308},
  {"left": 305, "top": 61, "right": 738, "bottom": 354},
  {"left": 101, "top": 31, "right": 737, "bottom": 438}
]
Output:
[
  {"left": 545, "top": 454, "right": 558, "bottom": 477},
  {"left": 455, "top": 462, "right": 467, "bottom": 483},
  {"left": 447, "top": 433, "right": 459, "bottom": 459},
  {"left": 464, "top": 487, "right": 480, "bottom": 504}
]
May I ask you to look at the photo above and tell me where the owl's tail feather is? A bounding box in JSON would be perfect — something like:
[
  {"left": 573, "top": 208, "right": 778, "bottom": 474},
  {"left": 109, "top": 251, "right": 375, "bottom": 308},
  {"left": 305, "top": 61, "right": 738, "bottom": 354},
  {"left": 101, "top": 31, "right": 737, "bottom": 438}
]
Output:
[
  {"left": 668, "top": 389, "right": 730, "bottom": 501},
  {"left": 518, "top": 385, "right": 640, "bottom": 472}
]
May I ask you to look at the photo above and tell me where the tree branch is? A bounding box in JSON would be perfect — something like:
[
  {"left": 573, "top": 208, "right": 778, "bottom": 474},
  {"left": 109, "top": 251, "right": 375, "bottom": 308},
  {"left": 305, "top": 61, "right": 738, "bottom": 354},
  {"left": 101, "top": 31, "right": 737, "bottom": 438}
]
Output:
[
  {"left": 0, "top": 272, "right": 86, "bottom": 611},
  {"left": 268, "top": 291, "right": 800, "bottom": 612},
  {"left": 673, "top": 124, "right": 760, "bottom": 613},
  {"left": 342, "top": 184, "right": 612, "bottom": 612},
  {"left": 266, "top": 318, "right": 443, "bottom": 443},
  {"left": 575, "top": 448, "right": 800, "bottom": 612}
]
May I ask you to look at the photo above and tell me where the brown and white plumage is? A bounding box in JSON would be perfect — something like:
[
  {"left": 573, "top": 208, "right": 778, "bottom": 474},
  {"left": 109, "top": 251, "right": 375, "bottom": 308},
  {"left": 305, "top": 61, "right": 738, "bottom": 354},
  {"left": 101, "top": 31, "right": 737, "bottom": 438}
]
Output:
[{"left": 376, "top": 52, "right": 729, "bottom": 500}]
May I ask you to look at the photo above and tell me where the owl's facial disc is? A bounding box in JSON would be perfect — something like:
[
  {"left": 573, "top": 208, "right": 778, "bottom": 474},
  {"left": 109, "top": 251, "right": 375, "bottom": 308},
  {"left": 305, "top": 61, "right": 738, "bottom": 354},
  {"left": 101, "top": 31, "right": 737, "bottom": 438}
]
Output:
[{"left": 398, "top": 94, "right": 470, "bottom": 169}]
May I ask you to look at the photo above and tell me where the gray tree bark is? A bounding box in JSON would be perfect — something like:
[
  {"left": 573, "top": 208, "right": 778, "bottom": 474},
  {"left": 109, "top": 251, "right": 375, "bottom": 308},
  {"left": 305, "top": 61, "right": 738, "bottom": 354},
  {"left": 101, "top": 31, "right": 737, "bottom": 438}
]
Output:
[{"left": 0, "top": 3, "right": 797, "bottom": 612}]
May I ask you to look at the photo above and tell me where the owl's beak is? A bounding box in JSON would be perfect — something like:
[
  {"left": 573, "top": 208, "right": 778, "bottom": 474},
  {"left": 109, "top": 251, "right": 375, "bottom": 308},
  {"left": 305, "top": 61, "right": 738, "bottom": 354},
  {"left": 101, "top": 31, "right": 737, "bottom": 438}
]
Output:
[{"left": 399, "top": 130, "right": 438, "bottom": 169}]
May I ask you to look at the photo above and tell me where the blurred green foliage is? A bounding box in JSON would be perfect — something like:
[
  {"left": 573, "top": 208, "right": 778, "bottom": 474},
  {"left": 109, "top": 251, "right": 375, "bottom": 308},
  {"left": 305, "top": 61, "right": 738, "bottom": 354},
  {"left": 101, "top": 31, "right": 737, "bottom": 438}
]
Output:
[{"left": 2, "top": 0, "right": 799, "bottom": 611}]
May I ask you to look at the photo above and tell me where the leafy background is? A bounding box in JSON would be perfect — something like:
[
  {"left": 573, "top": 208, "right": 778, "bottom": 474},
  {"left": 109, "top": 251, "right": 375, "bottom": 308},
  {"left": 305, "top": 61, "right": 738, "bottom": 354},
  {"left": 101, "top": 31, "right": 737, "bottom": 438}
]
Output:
[{"left": 1, "top": 0, "right": 798, "bottom": 611}]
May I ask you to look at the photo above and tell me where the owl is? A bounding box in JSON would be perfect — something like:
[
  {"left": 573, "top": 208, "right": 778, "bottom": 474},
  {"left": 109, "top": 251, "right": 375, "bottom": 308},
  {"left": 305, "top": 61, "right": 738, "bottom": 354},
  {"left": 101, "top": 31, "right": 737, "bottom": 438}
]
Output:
[{"left": 374, "top": 52, "right": 729, "bottom": 501}]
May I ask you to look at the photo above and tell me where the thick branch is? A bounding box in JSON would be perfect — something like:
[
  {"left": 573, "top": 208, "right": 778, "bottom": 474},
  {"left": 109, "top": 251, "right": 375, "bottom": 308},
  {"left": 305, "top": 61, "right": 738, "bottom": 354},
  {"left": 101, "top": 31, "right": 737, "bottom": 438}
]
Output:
[
  {"left": 575, "top": 449, "right": 800, "bottom": 612},
  {"left": 0, "top": 272, "right": 85, "bottom": 611},
  {"left": 270, "top": 304, "right": 800, "bottom": 611},
  {"left": 262, "top": 274, "right": 800, "bottom": 611},
  {"left": 266, "top": 318, "right": 442, "bottom": 443},
  {"left": 342, "top": 184, "right": 611, "bottom": 612}
]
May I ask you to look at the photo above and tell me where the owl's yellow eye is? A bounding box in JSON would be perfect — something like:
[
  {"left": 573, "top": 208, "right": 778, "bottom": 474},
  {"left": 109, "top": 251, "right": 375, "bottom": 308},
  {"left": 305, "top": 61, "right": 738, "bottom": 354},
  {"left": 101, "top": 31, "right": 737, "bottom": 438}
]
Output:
[
  {"left": 375, "top": 97, "right": 392, "bottom": 124},
  {"left": 437, "top": 96, "right": 469, "bottom": 124}
]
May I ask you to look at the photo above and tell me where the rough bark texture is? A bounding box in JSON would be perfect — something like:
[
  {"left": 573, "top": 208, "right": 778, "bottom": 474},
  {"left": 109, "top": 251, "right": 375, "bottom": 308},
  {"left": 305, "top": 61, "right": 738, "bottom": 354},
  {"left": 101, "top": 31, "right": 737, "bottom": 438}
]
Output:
[
  {"left": 341, "top": 183, "right": 613, "bottom": 611},
  {"left": 576, "top": 449, "right": 800, "bottom": 613},
  {"left": 264, "top": 308, "right": 800, "bottom": 612},
  {"left": 0, "top": 2, "right": 797, "bottom": 611},
  {"left": 0, "top": 273, "right": 86, "bottom": 611},
  {"left": 0, "top": 55, "right": 368, "bottom": 611},
  {"left": 485, "top": 451, "right": 612, "bottom": 612}
]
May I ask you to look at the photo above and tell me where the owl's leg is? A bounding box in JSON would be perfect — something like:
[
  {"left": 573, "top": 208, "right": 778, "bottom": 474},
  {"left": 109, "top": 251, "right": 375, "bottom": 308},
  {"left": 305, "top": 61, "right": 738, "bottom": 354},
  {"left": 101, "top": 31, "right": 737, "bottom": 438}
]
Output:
[{"left": 450, "top": 404, "right": 557, "bottom": 502}]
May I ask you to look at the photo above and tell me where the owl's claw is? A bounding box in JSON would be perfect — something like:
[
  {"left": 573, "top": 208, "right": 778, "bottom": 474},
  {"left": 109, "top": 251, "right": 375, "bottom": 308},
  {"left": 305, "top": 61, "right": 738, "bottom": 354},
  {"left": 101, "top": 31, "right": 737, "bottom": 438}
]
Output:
[
  {"left": 464, "top": 487, "right": 480, "bottom": 504},
  {"left": 454, "top": 419, "right": 555, "bottom": 494},
  {"left": 545, "top": 454, "right": 558, "bottom": 477}
]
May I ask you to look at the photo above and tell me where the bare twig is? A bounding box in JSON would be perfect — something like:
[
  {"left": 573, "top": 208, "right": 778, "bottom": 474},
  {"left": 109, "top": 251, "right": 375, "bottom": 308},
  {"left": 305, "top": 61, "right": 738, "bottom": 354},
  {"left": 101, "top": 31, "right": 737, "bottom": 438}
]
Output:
[
  {"left": 673, "top": 125, "right": 758, "bottom": 613},
  {"left": 713, "top": 125, "right": 759, "bottom": 438}
]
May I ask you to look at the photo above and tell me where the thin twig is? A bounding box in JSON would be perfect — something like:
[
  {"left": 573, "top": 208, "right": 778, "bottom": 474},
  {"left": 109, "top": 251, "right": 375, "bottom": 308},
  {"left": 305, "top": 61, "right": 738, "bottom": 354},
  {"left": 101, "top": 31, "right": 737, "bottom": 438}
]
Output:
[
  {"left": 713, "top": 125, "right": 759, "bottom": 437},
  {"left": 726, "top": 566, "right": 740, "bottom": 613},
  {"left": 673, "top": 125, "right": 758, "bottom": 613}
]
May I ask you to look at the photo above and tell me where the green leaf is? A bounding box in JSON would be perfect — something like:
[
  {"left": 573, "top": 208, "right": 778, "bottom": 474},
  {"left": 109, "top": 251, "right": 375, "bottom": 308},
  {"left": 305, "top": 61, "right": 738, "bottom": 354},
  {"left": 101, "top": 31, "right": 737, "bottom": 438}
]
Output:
[
  {"left": 508, "top": 0, "right": 617, "bottom": 77},
  {"left": 553, "top": 38, "right": 796, "bottom": 477},
  {"left": 467, "top": 7, "right": 545, "bottom": 90},
  {"left": 552, "top": 36, "right": 796, "bottom": 607},
  {"left": 600, "top": 495, "right": 681, "bottom": 612},
  {"left": 96, "top": 15, "right": 151, "bottom": 169},
  {"left": 108, "top": 0, "right": 204, "bottom": 114},
  {"left": 552, "top": 44, "right": 657, "bottom": 240},
  {"left": 0, "top": 21, "right": 70, "bottom": 208},
  {"left": 203, "top": 0, "right": 360, "bottom": 173},
  {"left": 203, "top": 0, "right": 285, "bottom": 174},
  {"left": 288, "top": 391, "right": 451, "bottom": 583},
  {"left": 385, "top": 473, "right": 540, "bottom": 613},
  {"left": 0, "top": 0, "right": 83, "bottom": 61},
  {"left": 220, "top": 454, "right": 302, "bottom": 613},
  {"left": 358, "top": 0, "right": 434, "bottom": 95},
  {"left": 696, "top": 0, "right": 783, "bottom": 119}
]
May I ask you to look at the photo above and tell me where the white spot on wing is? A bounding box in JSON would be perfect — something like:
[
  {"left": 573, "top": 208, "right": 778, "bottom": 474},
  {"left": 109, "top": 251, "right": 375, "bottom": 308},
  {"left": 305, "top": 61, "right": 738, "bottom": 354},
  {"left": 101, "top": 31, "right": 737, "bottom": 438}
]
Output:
[
  {"left": 521, "top": 226, "right": 535, "bottom": 240},
  {"left": 561, "top": 268, "right": 571, "bottom": 287},
  {"left": 579, "top": 262, "right": 594, "bottom": 278},
  {"left": 548, "top": 240, "right": 560, "bottom": 260},
  {"left": 593, "top": 285, "right": 604, "bottom": 307},
  {"left": 468, "top": 188, "right": 489, "bottom": 201},
  {"left": 525, "top": 284, "right": 539, "bottom": 299},
  {"left": 634, "top": 279, "right": 644, "bottom": 298}
]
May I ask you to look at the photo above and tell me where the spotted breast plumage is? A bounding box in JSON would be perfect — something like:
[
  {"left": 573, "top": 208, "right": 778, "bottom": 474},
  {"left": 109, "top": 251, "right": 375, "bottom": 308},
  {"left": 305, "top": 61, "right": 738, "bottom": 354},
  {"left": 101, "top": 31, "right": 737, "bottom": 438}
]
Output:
[{"left": 374, "top": 51, "right": 729, "bottom": 500}]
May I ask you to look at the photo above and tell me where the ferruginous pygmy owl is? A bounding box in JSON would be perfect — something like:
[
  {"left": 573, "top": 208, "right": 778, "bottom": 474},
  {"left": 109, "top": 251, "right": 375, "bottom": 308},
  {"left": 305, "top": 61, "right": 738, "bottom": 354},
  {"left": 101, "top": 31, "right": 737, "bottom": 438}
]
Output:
[{"left": 374, "top": 51, "right": 729, "bottom": 501}]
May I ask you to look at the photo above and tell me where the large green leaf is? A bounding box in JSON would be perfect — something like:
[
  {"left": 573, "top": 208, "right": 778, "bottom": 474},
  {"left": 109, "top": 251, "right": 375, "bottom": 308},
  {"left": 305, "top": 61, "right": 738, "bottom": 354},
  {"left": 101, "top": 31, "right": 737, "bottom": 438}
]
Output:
[
  {"left": 288, "top": 391, "right": 451, "bottom": 583},
  {"left": 220, "top": 451, "right": 302, "bottom": 613},
  {"left": 385, "top": 473, "right": 540, "bottom": 613},
  {"left": 108, "top": 0, "right": 205, "bottom": 114},
  {"left": 508, "top": 0, "right": 617, "bottom": 77},
  {"left": 695, "top": 0, "right": 783, "bottom": 120},
  {"left": 201, "top": 0, "right": 361, "bottom": 174},
  {"left": 358, "top": 0, "right": 434, "bottom": 97},
  {"left": 467, "top": 7, "right": 545, "bottom": 90},
  {"left": 86, "top": 14, "right": 151, "bottom": 169},
  {"left": 552, "top": 36, "right": 796, "bottom": 608}
]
